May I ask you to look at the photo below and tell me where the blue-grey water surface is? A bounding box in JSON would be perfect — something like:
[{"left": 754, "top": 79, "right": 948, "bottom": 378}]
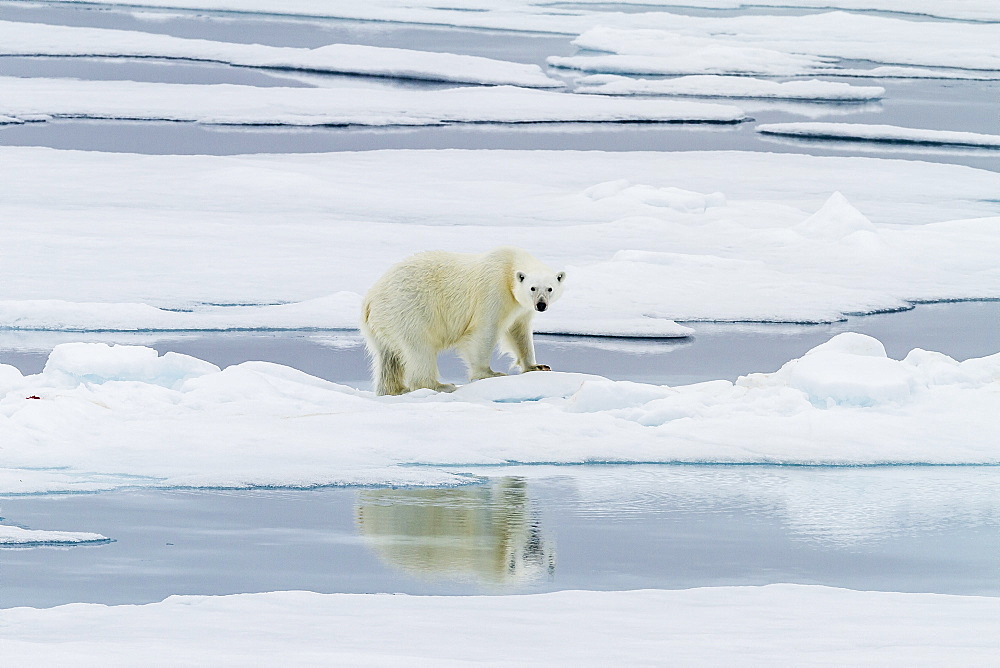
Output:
[{"left": 2, "top": 465, "right": 998, "bottom": 608}]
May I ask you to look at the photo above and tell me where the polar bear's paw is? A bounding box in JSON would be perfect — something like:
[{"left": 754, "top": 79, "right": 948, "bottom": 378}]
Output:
[
  {"left": 525, "top": 364, "right": 551, "bottom": 372},
  {"left": 471, "top": 369, "right": 507, "bottom": 381}
]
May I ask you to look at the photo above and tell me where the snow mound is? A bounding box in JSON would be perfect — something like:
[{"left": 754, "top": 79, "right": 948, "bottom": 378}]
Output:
[
  {"left": 583, "top": 180, "right": 726, "bottom": 214},
  {"left": 795, "top": 191, "right": 877, "bottom": 240},
  {"left": 43, "top": 343, "right": 219, "bottom": 390},
  {"left": 739, "top": 332, "right": 1000, "bottom": 408}
]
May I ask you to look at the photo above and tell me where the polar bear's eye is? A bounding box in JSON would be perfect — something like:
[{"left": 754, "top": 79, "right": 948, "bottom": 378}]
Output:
[
  {"left": 530, "top": 287, "right": 536, "bottom": 292},
  {"left": 547, "top": 288, "right": 553, "bottom": 293}
]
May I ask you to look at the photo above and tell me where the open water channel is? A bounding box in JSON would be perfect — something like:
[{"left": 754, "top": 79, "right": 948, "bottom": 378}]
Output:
[{"left": 0, "top": 1, "right": 997, "bottom": 608}]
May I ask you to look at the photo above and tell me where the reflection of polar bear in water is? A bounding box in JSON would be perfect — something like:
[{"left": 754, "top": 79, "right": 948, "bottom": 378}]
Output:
[
  {"left": 361, "top": 247, "right": 565, "bottom": 395},
  {"left": 356, "top": 478, "right": 555, "bottom": 585}
]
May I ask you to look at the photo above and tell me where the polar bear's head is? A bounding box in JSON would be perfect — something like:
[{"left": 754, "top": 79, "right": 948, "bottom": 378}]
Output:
[{"left": 514, "top": 268, "right": 565, "bottom": 313}]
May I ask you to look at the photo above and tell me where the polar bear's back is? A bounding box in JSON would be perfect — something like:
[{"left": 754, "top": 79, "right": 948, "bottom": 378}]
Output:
[{"left": 362, "top": 247, "right": 523, "bottom": 348}]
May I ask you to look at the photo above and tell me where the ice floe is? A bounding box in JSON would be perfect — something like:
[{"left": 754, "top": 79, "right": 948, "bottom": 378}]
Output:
[
  {"left": 575, "top": 74, "right": 885, "bottom": 100},
  {"left": 0, "top": 20, "right": 561, "bottom": 89},
  {"left": 1, "top": 585, "right": 998, "bottom": 663},
  {"left": 1, "top": 148, "right": 997, "bottom": 332},
  {"left": 0, "top": 77, "right": 745, "bottom": 127},
  {"left": 0, "top": 525, "right": 110, "bottom": 546},
  {"left": 554, "top": 15, "right": 1000, "bottom": 78},
  {"left": 758, "top": 122, "right": 1000, "bottom": 148},
  {"left": 0, "top": 333, "right": 998, "bottom": 494}
]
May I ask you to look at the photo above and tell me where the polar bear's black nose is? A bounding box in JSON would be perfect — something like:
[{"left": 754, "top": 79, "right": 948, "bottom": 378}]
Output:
[{"left": 536, "top": 302, "right": 547, "bottom": 312}]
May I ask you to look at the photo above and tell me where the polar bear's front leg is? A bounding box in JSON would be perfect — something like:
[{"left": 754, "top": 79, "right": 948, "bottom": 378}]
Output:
[
  {"left": 459, "top": 329, "right": 506, "bottom": 381},
  {"left": 505, "top": 316, "right": 549, "bottom": 372}
]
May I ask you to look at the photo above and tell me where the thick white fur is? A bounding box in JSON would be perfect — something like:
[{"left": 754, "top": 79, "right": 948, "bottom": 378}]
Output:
[{"left": 361, "top": 246, "right": 565, "bottom": 396}]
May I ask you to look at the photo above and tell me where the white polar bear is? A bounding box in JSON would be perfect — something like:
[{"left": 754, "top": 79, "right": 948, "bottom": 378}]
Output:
[{"left": 361, "top": 246, "right": 565, "bottom": 396}]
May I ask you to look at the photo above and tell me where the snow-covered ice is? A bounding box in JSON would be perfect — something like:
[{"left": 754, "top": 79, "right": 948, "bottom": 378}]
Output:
[
  {"left": 0, "top": 525, "right": 110, "bottom": 546},
  {"left": 575, "top": 75, "right": 885, "bottom": 100},
  {"left": 1, "top": 147, "right": 997, "bottom": 332},
  {"left": 1, "top": 585, "right": 998, "bottom": 664},
  {"left": 759, "top": 122, "right": 1000, "bottom": 148},
  {"left": 0, "top": 333, "right": 997, "bottom": 494},
  {"left": 0, "top": 20, "right": 561, "bottom": 89},
  {"left": 0, "top": 77, "right": 745, "bottom": 127}
]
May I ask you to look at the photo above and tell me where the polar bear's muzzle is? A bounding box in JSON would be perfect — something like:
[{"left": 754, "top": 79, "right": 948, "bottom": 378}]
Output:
[{"left": 535, "top": 298, "right": 548, "bottom": 312}]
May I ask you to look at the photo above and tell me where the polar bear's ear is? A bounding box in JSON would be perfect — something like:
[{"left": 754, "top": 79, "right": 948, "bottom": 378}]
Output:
[
  {"left": 557, "top": 272, "right": 566, "bottom": 282},
  {"left": 517, "top": 272, "right": 526, "bottom": 282}
]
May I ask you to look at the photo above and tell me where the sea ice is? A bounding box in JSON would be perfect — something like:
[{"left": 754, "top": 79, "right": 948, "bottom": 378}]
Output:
[
  {"left": 758, "top": 122, "right": 1000, "bottom": 148},
  {"left": 0, "top": 20, "right": 561, "bottom": 89},
  {"left": 0, "top": 334, "right": 998, "bottom": 494},
  {"left": 560, "top": 15, "right": 1000, "bottom": 75},
  {"left": 0, "top": 76, "right": 745, "bottom": 127},
  {"left": 0, "top": 525, "right": 110, "bottom": 546},
  {"left": 1, "top": 148, "right": 997, "bottom": 332},
  {"left": 0, "top": 585, "right": 997, "bottom": 663}
]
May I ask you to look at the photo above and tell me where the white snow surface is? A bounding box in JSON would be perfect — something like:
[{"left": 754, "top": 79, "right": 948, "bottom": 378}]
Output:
[
  {"left": 0, "top": 525, "right": 110, "bottom": 546},
  {"left": 1, "top": 333, "right": 998, "bottom": 493},
  {"left": 575, "top": 74, "right": 885, "bottom": 100},
  {"left": 758, "top": 122, "right": 1000, "bottom": 148},
  {"left": 1, "top": 147, "right": 998, "bottom": 332},
  {"left": 0, "top": 77, "right": 744, "bottom": 127},
  {"left": 2, "top": 585, "right": 998, "bottom": 664},
  {"left": 0, "top": 20, "right": 560, "bottom": 89}
]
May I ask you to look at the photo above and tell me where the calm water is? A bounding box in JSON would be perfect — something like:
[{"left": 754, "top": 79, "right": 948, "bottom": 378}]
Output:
[{"left": 2, "top": 466, "right": 998, "bottom": 608}]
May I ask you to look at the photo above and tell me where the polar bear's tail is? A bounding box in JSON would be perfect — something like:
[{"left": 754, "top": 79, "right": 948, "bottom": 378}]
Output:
[{"left": 361, "top": 304, "right": 407, "bottom": 396}]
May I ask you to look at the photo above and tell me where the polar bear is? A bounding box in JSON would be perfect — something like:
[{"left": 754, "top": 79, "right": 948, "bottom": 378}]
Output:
[{"left": 361, "top": 246, "right": 565, "bottom": 396}]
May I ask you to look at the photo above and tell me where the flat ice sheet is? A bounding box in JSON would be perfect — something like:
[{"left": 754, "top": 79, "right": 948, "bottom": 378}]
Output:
[
  {"left": 758, "top": 122, "right": 1000, "bottom": 148},
  {"left": 0, "top": 147, "right": 997, "bottom": 332},
  {"left": 0, "top": 77, "right": 745, "bottom": 127},
  {"left": 1, "top": 333, "right": 998, "bottom": 494},
  {"left": 0, "top": 20, "right": 560, "bottom": 88},
  {"left": 2, "top": 585, "right": 998, "bottom": 664},
  {"left": 575, "top": 75, "right": 885, "bottom": 100}
]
